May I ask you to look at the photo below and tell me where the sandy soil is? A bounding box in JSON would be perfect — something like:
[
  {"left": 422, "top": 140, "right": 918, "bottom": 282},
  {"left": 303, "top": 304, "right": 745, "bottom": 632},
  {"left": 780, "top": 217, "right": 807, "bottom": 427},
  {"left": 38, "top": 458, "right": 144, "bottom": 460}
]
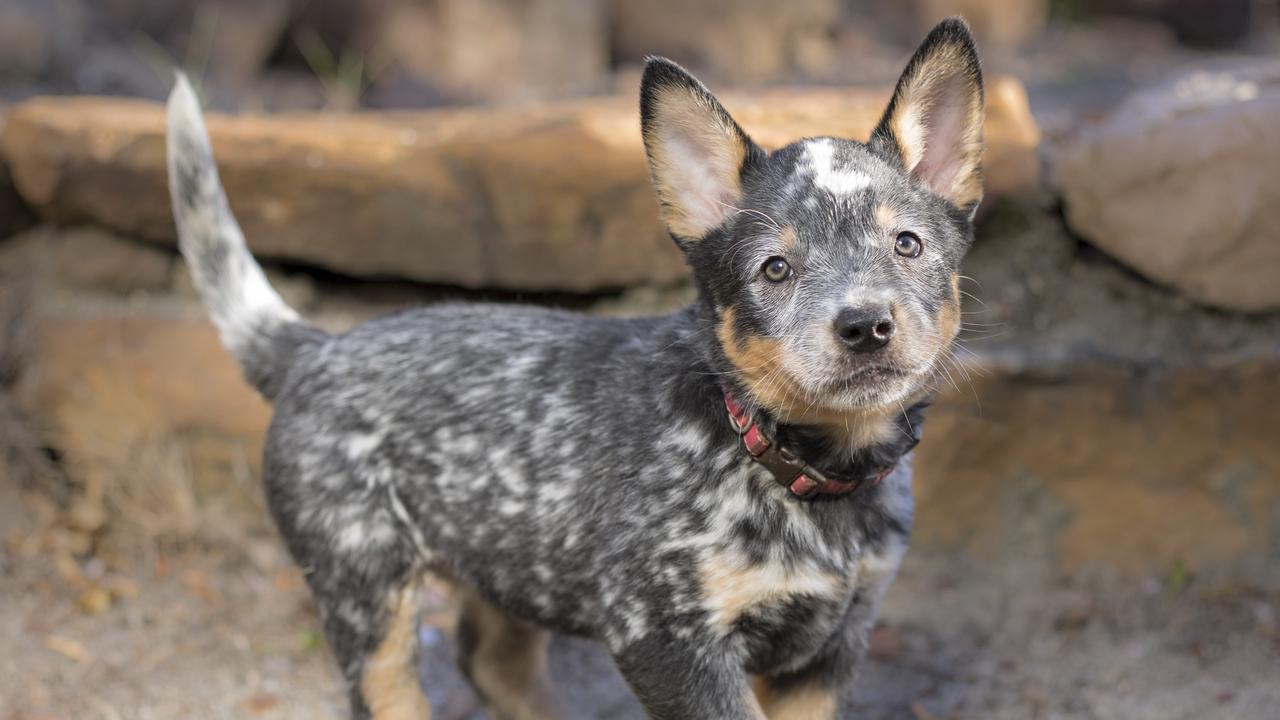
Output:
[{"left": 4, "top": 462, "right": 1278, "bottom": 720}]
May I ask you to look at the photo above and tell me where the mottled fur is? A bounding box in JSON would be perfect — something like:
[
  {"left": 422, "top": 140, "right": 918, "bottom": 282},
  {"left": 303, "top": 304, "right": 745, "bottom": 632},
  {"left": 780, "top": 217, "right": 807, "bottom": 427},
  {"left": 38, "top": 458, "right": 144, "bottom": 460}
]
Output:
[{"left": 165, "top": 18, "right": 984, "bottom": 720}]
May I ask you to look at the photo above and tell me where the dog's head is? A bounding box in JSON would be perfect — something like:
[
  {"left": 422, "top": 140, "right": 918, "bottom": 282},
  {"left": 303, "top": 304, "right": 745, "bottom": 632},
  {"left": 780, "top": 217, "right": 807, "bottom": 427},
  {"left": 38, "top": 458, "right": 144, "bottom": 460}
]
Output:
[{"left": 641, "top": 18, "right": 982, "bottom": 421}]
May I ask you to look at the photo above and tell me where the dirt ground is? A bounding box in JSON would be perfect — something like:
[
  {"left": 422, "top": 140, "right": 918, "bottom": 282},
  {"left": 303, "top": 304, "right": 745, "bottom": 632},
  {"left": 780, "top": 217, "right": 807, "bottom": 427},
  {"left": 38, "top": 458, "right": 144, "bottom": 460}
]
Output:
[{"left": 4, "top": 440, "right": 1279, "bottom": 720}]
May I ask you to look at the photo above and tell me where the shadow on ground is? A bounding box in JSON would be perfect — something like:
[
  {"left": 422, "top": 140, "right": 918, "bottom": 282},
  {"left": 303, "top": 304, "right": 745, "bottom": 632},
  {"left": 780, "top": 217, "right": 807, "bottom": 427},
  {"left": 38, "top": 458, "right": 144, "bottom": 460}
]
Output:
[{"left": 417, "top": 624, "right": 974, "bottom": 720}]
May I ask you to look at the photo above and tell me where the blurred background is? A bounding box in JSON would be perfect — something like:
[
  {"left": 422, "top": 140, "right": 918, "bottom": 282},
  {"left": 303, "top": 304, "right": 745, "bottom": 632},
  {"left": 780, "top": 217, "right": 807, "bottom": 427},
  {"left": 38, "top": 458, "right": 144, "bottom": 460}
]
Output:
[{"left": 1, "top": 1, "right": 1278, "bottom": 718}]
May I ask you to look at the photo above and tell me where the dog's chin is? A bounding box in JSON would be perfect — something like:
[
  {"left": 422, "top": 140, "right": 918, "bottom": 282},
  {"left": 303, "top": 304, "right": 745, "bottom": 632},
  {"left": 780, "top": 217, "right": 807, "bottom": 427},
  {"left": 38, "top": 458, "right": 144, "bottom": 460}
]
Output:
[{"left": 810, "top": 363, "right": 929, "bottom": 412}]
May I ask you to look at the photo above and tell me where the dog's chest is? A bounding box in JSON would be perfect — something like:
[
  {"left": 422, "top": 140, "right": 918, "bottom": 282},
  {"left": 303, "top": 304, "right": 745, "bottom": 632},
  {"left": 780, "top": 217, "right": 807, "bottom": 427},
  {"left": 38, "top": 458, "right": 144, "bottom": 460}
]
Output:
[{"left": 692, "top": 499, "right": 908, "bottom": 674}]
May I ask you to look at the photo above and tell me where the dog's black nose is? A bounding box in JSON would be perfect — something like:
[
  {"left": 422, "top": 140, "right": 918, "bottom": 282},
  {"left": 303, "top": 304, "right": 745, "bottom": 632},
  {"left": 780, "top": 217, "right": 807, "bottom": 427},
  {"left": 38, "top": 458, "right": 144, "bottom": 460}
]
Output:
[{"left": 834, "top": 307, "right": 894, "bottom": 353}]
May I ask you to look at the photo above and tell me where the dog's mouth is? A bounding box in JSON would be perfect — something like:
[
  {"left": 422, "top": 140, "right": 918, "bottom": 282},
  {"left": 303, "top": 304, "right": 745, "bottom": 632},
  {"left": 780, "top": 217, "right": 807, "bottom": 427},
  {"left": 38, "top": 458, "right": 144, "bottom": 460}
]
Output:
[
  {"left": 807, "top": 359, "right": 928, "bottom": 410},
  {"left": 841, "top": 364, "right": 907, "bottom": 384},
  {"left": 822, "top": 366, "right": 906, "bottom": 393}
]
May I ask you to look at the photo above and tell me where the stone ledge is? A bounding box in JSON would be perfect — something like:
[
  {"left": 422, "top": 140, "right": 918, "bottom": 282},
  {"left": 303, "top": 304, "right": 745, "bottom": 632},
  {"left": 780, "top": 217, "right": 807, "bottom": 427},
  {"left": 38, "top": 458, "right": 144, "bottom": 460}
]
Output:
[
  {"left": 1055, "top": 61, "right": 1280, "bottom": 312},
  {"left": 0, "top": 78, "right": 1040, "bottom": 291}
]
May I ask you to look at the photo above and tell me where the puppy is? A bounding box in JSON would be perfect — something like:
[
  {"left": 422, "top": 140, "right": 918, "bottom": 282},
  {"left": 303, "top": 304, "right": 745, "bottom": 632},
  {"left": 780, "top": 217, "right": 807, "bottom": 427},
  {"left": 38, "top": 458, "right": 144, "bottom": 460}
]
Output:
[{"left": 165, "top": 17, "right": 983, "bottom": 720}]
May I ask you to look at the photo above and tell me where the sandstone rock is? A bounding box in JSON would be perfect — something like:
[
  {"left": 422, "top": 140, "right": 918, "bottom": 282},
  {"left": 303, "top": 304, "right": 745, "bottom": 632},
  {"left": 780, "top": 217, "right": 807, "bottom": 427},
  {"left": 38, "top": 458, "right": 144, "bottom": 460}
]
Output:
[
  {"left": 69, "top": 226, "right": 170, "bottom": 292},
  {"left": 79, "top": 0, "right": 289, "bottom": 101},
  {"left": 207, "top": 0, "right": 293, "bottom": 93},
  {"left": 0, "top": 226, "right": 173, "bottom": 293},
  {"left": 914, "top": 361, "right": 1280, "bottom": 580},
  {"left": 1057, "top": 62, "right": 1280, "bottom": 312},
  {"left": 162, "top": 0, "right": 294, "bottom": 102},
  {"left": 611, "top": 0, "right": 842, "bottom": 83},
  {"left": 383, "top": 0, "right": 609, "bottom": 104},
  {"left": 1, "top": 156, "right": 34, "bottom": 240},
  {"left": 896, "top": 0, "right": 1048, "bottom": 49},
  {"left": 1079, "top": 0, "right": 1256, "bottom": 49},
  {"left": 0, "top": 0, "right": 82, "bottom": 81},
  {"left": 21, "top": 305, "right": 272, "bottom": 484},
  {"left": 53, "top": 227, "right": 173, "bottom": 292},
  {"left": 0, "top": 80, "right": 1040, "bottom": 291}
]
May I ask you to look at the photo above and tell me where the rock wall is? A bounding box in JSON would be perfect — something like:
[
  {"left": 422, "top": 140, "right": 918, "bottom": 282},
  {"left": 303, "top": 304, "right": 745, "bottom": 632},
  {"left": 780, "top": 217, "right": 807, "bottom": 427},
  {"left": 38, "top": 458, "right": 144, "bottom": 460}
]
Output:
[
  {"left": 1056, "top": 61, "right": 1280, "bottom": 312},
  {"left": 0, "top": 79, "right": 1039, "bottom": 291}
]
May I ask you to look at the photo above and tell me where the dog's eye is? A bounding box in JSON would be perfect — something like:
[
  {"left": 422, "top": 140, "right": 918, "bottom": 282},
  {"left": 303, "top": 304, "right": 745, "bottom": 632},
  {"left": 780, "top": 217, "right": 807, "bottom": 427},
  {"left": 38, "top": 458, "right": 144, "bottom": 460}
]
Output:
[
  {"left": 894, "top": 232, "right": 923, "bottom": 258},
  {"left": 761, "top": 257, "right": 792, "bottom": 282}
]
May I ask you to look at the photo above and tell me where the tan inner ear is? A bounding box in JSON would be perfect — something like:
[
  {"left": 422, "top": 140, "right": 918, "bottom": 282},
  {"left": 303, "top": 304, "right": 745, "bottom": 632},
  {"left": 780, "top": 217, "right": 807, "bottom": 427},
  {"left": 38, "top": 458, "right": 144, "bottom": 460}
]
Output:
[
  {"left": 645, "top": 91, "right": 750, "bottom": 241},
  {"left": 887, "top": 43, "right": 984, "bottom": 210},
  {"left": 890, "top": 100, "right": 928, "bottom": 176}
]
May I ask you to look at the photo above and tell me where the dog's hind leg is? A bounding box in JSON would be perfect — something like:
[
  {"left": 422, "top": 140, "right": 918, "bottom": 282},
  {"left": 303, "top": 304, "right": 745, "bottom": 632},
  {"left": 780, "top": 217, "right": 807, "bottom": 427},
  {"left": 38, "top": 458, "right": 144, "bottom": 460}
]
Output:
[
  {"left": 277, "top": 502, "right": 431, "bottom": 720},
  {"left": 454, "top": 586, "right": 562, "bottom": 720},
  {"left": 359, "top": 582, "right": 432, "bottom": 720},
  {"left": 306, "top": 566, "right": 431, "bottom": 720}
]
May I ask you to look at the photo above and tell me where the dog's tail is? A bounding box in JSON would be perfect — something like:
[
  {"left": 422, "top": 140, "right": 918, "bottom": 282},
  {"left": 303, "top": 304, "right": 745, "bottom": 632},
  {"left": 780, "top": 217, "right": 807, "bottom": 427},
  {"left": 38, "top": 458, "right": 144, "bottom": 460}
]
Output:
[{"left": 165, "top": 74, "right": 326, "bottom": 401}]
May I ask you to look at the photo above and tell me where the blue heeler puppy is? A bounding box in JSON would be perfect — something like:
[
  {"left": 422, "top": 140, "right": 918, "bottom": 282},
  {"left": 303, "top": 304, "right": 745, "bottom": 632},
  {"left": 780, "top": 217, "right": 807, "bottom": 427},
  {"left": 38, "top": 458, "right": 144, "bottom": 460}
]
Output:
[{"left": 166, "top": 17, "right": 984, "bottom": 720}]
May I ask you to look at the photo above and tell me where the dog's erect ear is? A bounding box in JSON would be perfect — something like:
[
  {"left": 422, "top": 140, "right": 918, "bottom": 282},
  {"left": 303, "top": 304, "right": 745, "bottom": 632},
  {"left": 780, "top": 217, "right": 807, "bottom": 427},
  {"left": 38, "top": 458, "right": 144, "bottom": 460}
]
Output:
[
  {"left": 871, "top": 18, "right": 985, "bottom": 216},
  {"left": 641, "top": 57, "right": 763, "bottom": 244}
]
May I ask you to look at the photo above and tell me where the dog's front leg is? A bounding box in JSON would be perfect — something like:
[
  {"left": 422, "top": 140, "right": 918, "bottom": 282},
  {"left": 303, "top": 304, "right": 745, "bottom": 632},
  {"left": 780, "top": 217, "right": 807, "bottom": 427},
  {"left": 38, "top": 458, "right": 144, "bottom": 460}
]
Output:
[
  {"left": 612, "top": 633, "right": 764, "bottom": 720},
  {"left": 745, "top": 633, "right": 856, "bottom": 720},
  {"left": 748, "top": 581, "right": 893, "bottom": 720},
  {"left": 750, "top": 675, "right": 840, "bottom": 720}
]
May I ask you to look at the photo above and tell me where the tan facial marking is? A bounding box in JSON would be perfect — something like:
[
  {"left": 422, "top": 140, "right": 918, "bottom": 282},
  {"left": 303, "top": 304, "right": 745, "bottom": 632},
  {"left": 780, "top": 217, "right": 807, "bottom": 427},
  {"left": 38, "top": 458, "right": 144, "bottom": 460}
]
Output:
[
  {"left": 938, "top": 273, "right": 961, "bottom": 343},
  {"left": 717, "top": 309, "right": 897, "bottom": 438},
  {"left": 874, "top": 203, "right": 898, "bottom": 230},
  {"left": 778, "top": 225, "right": 799, "bottom": 249},
  {"left": 361, "top": 585, "right": 431, "bottom": 720},
  {"left": 752, "top": 677, "right": 838, "bottom": 720},
  {"left": 697, "top": 547, "right": 844, "bottom": 635},
  {"left": 718, "top": 307, "right": 808, "bottom": 416}
]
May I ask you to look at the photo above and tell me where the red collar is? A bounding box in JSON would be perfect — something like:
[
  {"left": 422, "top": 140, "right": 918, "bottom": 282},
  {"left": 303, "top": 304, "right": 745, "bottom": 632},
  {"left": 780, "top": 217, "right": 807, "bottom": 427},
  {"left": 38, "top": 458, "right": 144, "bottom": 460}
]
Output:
[{"left": 724, "top": 393, "right": 898, "bottom": 499}]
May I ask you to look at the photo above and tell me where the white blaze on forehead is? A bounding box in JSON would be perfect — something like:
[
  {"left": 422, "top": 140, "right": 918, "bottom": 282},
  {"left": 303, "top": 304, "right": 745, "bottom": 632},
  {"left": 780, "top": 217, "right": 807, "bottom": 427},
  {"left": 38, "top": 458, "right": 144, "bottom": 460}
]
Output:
[
  {"left": 804, "top": 139, "right": 871, "bottom": 196},
  {"left": 842, "top": 286, "right": 895, "bottom": 310}
]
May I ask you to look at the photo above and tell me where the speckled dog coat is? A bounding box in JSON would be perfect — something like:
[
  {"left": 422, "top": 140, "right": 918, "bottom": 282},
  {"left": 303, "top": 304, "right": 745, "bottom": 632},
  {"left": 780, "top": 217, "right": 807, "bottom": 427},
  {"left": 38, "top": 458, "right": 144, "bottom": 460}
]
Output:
[{"left": 166, "top": 17, "right": 985, "bottom": 720}]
